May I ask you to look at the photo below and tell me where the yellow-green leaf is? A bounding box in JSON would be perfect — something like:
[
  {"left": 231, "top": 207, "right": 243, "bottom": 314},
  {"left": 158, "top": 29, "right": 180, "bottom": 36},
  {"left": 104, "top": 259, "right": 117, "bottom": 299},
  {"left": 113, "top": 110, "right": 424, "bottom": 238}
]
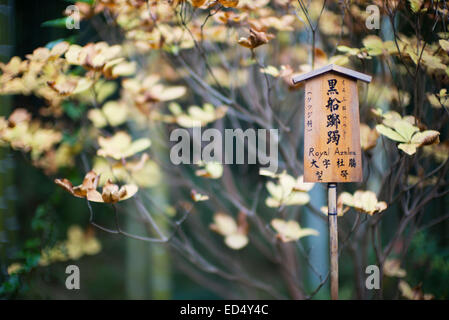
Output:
[
  {"left": 271, "top": 219, "right": 318, "bottom": 242},
  {"left": 376, "top": 124, "right": 408, "bottom": 143}
]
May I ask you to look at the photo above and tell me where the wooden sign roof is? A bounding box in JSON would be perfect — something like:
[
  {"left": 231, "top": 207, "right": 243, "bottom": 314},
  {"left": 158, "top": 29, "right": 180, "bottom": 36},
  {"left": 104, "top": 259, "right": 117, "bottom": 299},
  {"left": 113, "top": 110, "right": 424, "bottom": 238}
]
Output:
[{"left": 292, "top": 64, "right": 372, "bottom": 84}]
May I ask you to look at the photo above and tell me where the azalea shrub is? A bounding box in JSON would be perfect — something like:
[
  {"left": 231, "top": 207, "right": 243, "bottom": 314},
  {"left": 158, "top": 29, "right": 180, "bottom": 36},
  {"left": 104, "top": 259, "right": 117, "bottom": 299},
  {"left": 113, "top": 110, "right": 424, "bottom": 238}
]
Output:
[{"left": 1, "top": 0, "right": 449, "bottom": 299}]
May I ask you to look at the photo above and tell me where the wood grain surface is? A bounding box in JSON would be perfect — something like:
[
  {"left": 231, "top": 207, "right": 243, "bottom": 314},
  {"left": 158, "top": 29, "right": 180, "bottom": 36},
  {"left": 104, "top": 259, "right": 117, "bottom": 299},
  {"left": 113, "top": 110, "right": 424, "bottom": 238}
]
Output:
[{"left": 303, "top": 72, "right": 362, "bottom": 183}]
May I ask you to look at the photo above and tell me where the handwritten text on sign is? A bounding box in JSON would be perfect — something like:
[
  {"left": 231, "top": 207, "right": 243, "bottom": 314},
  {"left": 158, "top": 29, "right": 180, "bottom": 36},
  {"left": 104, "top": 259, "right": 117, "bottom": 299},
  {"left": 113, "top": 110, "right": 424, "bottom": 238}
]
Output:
[{"left": 303, "top": 72, "right": 362, "bottom": 183}]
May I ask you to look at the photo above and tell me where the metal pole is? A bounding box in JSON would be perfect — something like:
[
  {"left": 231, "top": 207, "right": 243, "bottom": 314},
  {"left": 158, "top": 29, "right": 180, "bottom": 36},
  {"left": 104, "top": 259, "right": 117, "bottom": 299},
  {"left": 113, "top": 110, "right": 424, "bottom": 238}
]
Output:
[{"left": 328, "top": 182, "right": 338, "bottom": 300}]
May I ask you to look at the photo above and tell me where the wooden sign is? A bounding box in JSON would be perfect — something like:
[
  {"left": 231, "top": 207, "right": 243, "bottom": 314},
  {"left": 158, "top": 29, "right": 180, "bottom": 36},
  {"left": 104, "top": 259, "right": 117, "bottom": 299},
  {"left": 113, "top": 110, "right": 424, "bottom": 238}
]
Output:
[{"left": 293, "top": 65, "right": 372, "bottom": 183}]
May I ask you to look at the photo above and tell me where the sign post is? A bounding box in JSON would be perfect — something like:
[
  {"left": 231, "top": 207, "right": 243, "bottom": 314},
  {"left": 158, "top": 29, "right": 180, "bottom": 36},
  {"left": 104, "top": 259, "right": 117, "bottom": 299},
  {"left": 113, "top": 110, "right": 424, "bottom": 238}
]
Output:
[{"left": 292, "top": 64, "right": 371, "bottom": 300}]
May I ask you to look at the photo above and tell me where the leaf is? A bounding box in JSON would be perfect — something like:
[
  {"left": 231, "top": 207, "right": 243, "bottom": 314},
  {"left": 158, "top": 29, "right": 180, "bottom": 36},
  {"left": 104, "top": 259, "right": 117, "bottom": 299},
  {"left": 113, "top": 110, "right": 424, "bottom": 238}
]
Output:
[
  {"left": 65, "top": 45, "right": 84, "bottom": 65},
  {"left": 260, "top": 65, "right": 280, "bottom": 77},
  {"left": 97, "top": 132, "right": 151, "bottom": 160},
  {"left": 340, "top": 190, "right": 387, "bottom": 215},
  {"left": 157, "top": 86, "right": 187, "bottom": 101},
  {"left": 168, "top": 102, "right": 183, "bottom": 116},
  {"left": 41, "top": 17, "right": 69, "bottom": 28},
  {"left": 205, "top": 67, "right": 248, "bottom": 88},
  {"left": 271, "top": 219, "right": 318, "bottom": 242},
  {"left": 125, "top": 138, "right": 152, "bottom": 158},
  {"left": 293, "top": 175, "right": 314, "bottom": 192},
  {"left": 393, "top": 120, "right": 419, "bottom": 142},
  {"left": 91, "top": 157, "right": 115, "bottom": 186},
  {"left": 191, "top": 0, "right": 207, "bottom": 7},
  {"left": 47, "top": 78, "right": 77, "bottom": 96},
  {"left": 439, "top": 39, "right": 449, "bottom": 52},
  {"left": 101, "top": 180, "right": 138, "bottom": 203},
  {"left": 102, "top": 101, "right": 128, "bottom": 126},
  {"left": 337, "top": 45, "right": 359, "bottom": 55},
  {"left": 190, "top": 189, "right": 209, "bottom": 202},
  {"left": 399, "top": 280, "right": 415, "bottom": 299},
  {"left": 210, "top": 212, "right": 238, "bottom": 236},
  {"left": 195, "top": 162, "right": 224, "bottom": 179},
  {"left": 73, "top": 77, "right": 94, "bottom": 94},
  {"left": 265, "top": 172, "right": 311, "bottom": 207},
  {"left": 363, "top": 35, "right": 384, "bottom": 56},
  {"left": 376, "top": 112, "right": 440, "bottom": 155},
  {"left": 66, "top": 225, "right": 101, "bottom": 259},
  {"left": 426, "top": 55, "right": 446, "bottom": 71},
  {"left": 103, "top": 153, "right": 162, "bottom": 188},
  {"left": 64, "top": 42, "right": 124, "bottom": 74},
  {"left": 88, "top": 109, "right": 108, "bottom": 128},
  {"left": 259, "top": 168, "right": 277, "bottom": 178},
  {"left": 7, "top": 108, "right": 31, "bottom": 126},
  {"left": 398, "top": 143, "right": 418, "bottom": 155},
  {"left": 360, "top": 123, "right": 379, "bottom": 151},
  {"left": 238, "top": 29, "right": 274, "bottom": 49},
  {"left": 55, "top": 171, "right": 138, "bottom": 203},
  {"left": 396, "top": 130, "right": 440, "bottom": 155},
  {"left": 49, "top": 41, "right": 70, "bottom": 55},
  {"left": 39, "top": 225, "right": 101, "bottom": 266},
  {"left": 426, "top": 93, "right": 446, "bottom": 109},
  {"left": 111, "top": 61, "right": 136, "bottom": 78},
  {"left": 48, "top": 76, "right": 93, "bottom": 96},
  {"left": 250, "top": 15, "right": 295, "bottom": 32},
  {"left": 383, "top": 259, "right": 406, "bottom": 278},
  {"left": 376, "top": 124, "right": 408, "bottom": 143},
  {"left": 328, "top": 55, "right": 350, "bottom": 66},
  {"left": 55, "top": 170, "right": 99, "bottom": 198},
  {"left": 95, "top": 81, "right": 118, "bottom": 104},
  {"left": 0, "top": 56, "right": 26, "bottom": 76},
  {"left": 410, "top": 130, "right": 440, "bottom": 146},
  {"left": 219, "top": 0, "right": 239, "bottom": 8},
  {"left": 169, "top": 103, "right": 228, "bottom": 127},
  {"left": 408, "top": 0, "right": 426, "bottom": 13},
  {"left": 210, "top": 212, "right": 248, "bottom": 250},
  {"left": 382, "top": 111, "right": 403, "bottom": 126},
  {"left": 399, "top": 280, "right": 434, "bottom": 300},
  {"left": 224, "top": 234, "right": 248, "bottom": 250},
  {"left": 7, "top": 263, "right": 23, "bottom": 275}
]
